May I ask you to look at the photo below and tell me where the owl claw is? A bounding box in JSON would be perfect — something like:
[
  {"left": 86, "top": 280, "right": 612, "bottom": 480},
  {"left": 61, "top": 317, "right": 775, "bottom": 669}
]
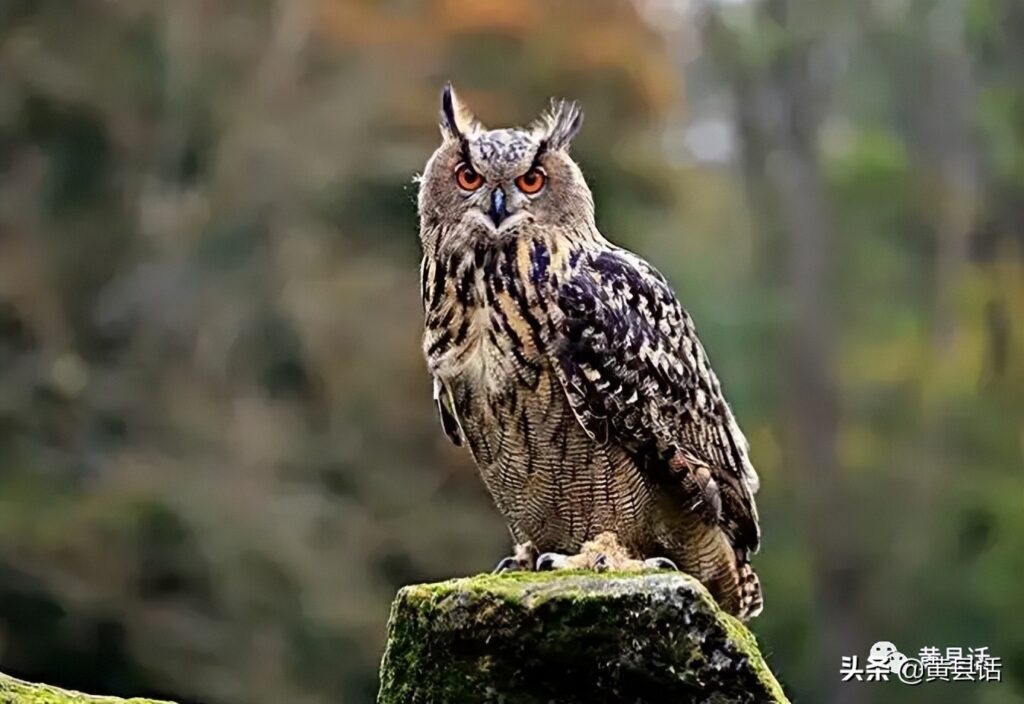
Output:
[
  {"left": 493, "top": 541, "right": 539, "bottom": 573},
  {"left": 493, "top": 556, "right": 521, "bottom": 573},
  {"left": 535, "top": 552, "right": 570, "bottom": 571},
  {"left": 510, "top": 534, "right": 677, "bottom": 573},
  {"left": 643, "top": 557, "right": 678, "bottom": 571}
]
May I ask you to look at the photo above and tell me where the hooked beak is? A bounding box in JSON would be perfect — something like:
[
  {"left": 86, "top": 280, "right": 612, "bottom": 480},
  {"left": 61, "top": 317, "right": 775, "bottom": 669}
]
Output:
[{"left": 487, "top": 187, "right": 509, "bottom": 227}]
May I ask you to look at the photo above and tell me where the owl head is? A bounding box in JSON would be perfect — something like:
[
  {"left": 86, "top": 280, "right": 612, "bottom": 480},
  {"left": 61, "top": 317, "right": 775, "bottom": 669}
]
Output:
[{"left": 418, "top": 84, "right": 594, "bottom": 250}]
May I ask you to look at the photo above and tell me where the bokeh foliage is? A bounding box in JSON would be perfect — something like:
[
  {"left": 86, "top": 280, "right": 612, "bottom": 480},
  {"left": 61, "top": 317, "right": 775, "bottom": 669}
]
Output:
[{"left": 0, "top": 1, "right": 1021, "bottom": 703}]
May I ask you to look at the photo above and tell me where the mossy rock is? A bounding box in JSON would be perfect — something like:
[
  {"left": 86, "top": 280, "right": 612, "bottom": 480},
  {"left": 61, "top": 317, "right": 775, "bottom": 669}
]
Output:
[
  {"left": 378, "top": 570, "right": 788, "bottom": 704},
  {"left": 0, "top": 673, "right": 173, "bottom": 704}
]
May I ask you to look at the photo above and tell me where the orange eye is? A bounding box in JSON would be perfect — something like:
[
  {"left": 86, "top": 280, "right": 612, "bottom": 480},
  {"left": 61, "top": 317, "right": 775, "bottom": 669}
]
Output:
[
  {"left": 455, "top": 163, "right": 484, "bottom": 191},
  {"left": 515, "top": 168, "right": 546, "bottom": 195}
]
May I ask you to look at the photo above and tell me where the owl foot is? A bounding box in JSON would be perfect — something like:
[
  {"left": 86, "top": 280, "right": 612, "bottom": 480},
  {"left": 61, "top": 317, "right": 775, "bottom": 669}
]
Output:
[
  {"left": 535, "top": 552, "right": 571, "bottom": 571},
  {"left": 535, "top": 552, "right": 678, "bottom": 572},
  {"left": 643, "top": 557, "right": 679, "bottom": 570},
  {"left": 534, "top": 532, "right": 679, "bottom": 573},
  {"left": 493, "top": 541, "right": 538, "bottom": 573}
]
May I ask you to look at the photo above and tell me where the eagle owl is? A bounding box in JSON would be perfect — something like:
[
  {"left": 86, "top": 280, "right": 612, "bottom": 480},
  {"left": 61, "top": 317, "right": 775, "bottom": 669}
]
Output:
[{"left": 418, "top": 85, "right": 763, "bottom": 620}]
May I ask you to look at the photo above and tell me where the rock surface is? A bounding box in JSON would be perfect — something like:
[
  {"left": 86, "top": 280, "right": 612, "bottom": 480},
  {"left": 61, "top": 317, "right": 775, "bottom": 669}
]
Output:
[
  {"left": 0, "top": 673, "right": 173, "bottom": 704},
  {"left": 378, "top": 570, "right": 788, "bottom": 704}
]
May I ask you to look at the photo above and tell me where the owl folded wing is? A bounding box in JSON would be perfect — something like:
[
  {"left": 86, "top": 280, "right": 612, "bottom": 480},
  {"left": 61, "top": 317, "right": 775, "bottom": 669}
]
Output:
[{"left": 550, "top": 248, "right": 761, "bottom": 555}]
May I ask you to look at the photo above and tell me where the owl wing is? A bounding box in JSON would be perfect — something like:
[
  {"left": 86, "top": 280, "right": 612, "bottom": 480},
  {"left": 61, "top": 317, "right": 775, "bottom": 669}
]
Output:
[{"left": 551, "top": 248, "right": 761, "bottom": 554}]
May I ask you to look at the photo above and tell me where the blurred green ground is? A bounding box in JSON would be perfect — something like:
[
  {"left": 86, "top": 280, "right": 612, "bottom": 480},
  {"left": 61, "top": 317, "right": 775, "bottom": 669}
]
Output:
[{"left": 0, "top": 1, "right": 1022, "bottom": 703}]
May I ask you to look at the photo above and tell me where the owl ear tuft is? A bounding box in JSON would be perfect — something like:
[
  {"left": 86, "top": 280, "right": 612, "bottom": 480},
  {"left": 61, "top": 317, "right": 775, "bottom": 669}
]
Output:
[
  {"left": 534, "top": 99, "right": 584, "bottom": 151},
  {"left": 440, "top": 83, "right": 482, "bottom": 141}
]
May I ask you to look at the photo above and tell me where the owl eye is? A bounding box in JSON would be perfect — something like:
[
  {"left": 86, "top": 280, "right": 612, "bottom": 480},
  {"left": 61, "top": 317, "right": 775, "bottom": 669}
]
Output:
[
  {"left": 455, "top": 163, "right": 484, "bottom": 191},
  {"left": 515, "top": 167, "right": 546, "bottom": 195}
]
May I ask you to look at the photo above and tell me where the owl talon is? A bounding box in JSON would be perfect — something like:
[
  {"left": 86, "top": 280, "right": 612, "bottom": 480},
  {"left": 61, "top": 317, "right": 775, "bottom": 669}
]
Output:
[
  {"left": 644, "top": 557, "right": 678, "bottom": 571},
  {"left": 493, "top": 556, "right": 521, "bottom": 573},
  {"left": 535, "top": 552, "right": 570, "bottom": 571},
  {"left": 493, "top": 541, "right": 539, "bottom": 573}
]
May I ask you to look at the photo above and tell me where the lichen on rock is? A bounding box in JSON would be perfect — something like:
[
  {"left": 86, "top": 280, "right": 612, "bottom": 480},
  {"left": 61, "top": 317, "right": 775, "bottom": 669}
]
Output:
[
  {"left": 378, "top": 570, "right": 788, "bottom": 704},
  {"left": 0, "top": 673, "right": 174, "bottom": 704}
]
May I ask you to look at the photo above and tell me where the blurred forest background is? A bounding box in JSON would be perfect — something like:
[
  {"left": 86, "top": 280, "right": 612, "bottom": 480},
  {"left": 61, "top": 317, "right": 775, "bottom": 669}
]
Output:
[{"left": 0, "top": 1, "right": 1022, "bottom": 703}]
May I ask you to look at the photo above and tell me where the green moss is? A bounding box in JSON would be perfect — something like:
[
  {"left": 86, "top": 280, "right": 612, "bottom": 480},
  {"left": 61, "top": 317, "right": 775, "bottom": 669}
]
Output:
[
  {"left": 379, "top": 571, "right": 789, "bottom": 704},
  {"left": 0, "top": 674, "right": 174, "bottom": 704}
]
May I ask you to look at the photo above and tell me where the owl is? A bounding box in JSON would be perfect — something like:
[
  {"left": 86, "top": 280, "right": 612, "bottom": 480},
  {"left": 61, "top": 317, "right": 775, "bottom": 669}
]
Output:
[{"left": 417, "top": 84, "right": 763, "bottom": 620}]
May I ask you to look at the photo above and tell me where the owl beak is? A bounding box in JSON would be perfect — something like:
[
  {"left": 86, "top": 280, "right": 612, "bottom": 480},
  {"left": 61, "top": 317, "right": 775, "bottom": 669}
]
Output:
[{"left": 487, "top": 187, "right": 509, "bottom": 227}]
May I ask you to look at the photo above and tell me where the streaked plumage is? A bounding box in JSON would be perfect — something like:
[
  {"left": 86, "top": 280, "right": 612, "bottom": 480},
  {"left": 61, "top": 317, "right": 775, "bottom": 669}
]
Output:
[{"left": 417, "top": 85, "right": 763, "bottom": 620}]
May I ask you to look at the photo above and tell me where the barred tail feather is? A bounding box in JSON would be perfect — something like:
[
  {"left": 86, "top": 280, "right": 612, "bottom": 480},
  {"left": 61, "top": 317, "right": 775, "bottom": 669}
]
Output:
[{"left": 736, "top": 559, "right": 763, "bottom": 621}]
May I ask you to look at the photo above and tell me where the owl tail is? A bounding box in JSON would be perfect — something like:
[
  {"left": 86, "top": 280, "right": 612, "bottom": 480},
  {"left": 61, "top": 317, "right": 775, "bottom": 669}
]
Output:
[
  {"left": 735, "top": 558, "right": 763, "bottom": 621},
  {"left": 698, "top": 537, "right": 763, "bottom": 621}
]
